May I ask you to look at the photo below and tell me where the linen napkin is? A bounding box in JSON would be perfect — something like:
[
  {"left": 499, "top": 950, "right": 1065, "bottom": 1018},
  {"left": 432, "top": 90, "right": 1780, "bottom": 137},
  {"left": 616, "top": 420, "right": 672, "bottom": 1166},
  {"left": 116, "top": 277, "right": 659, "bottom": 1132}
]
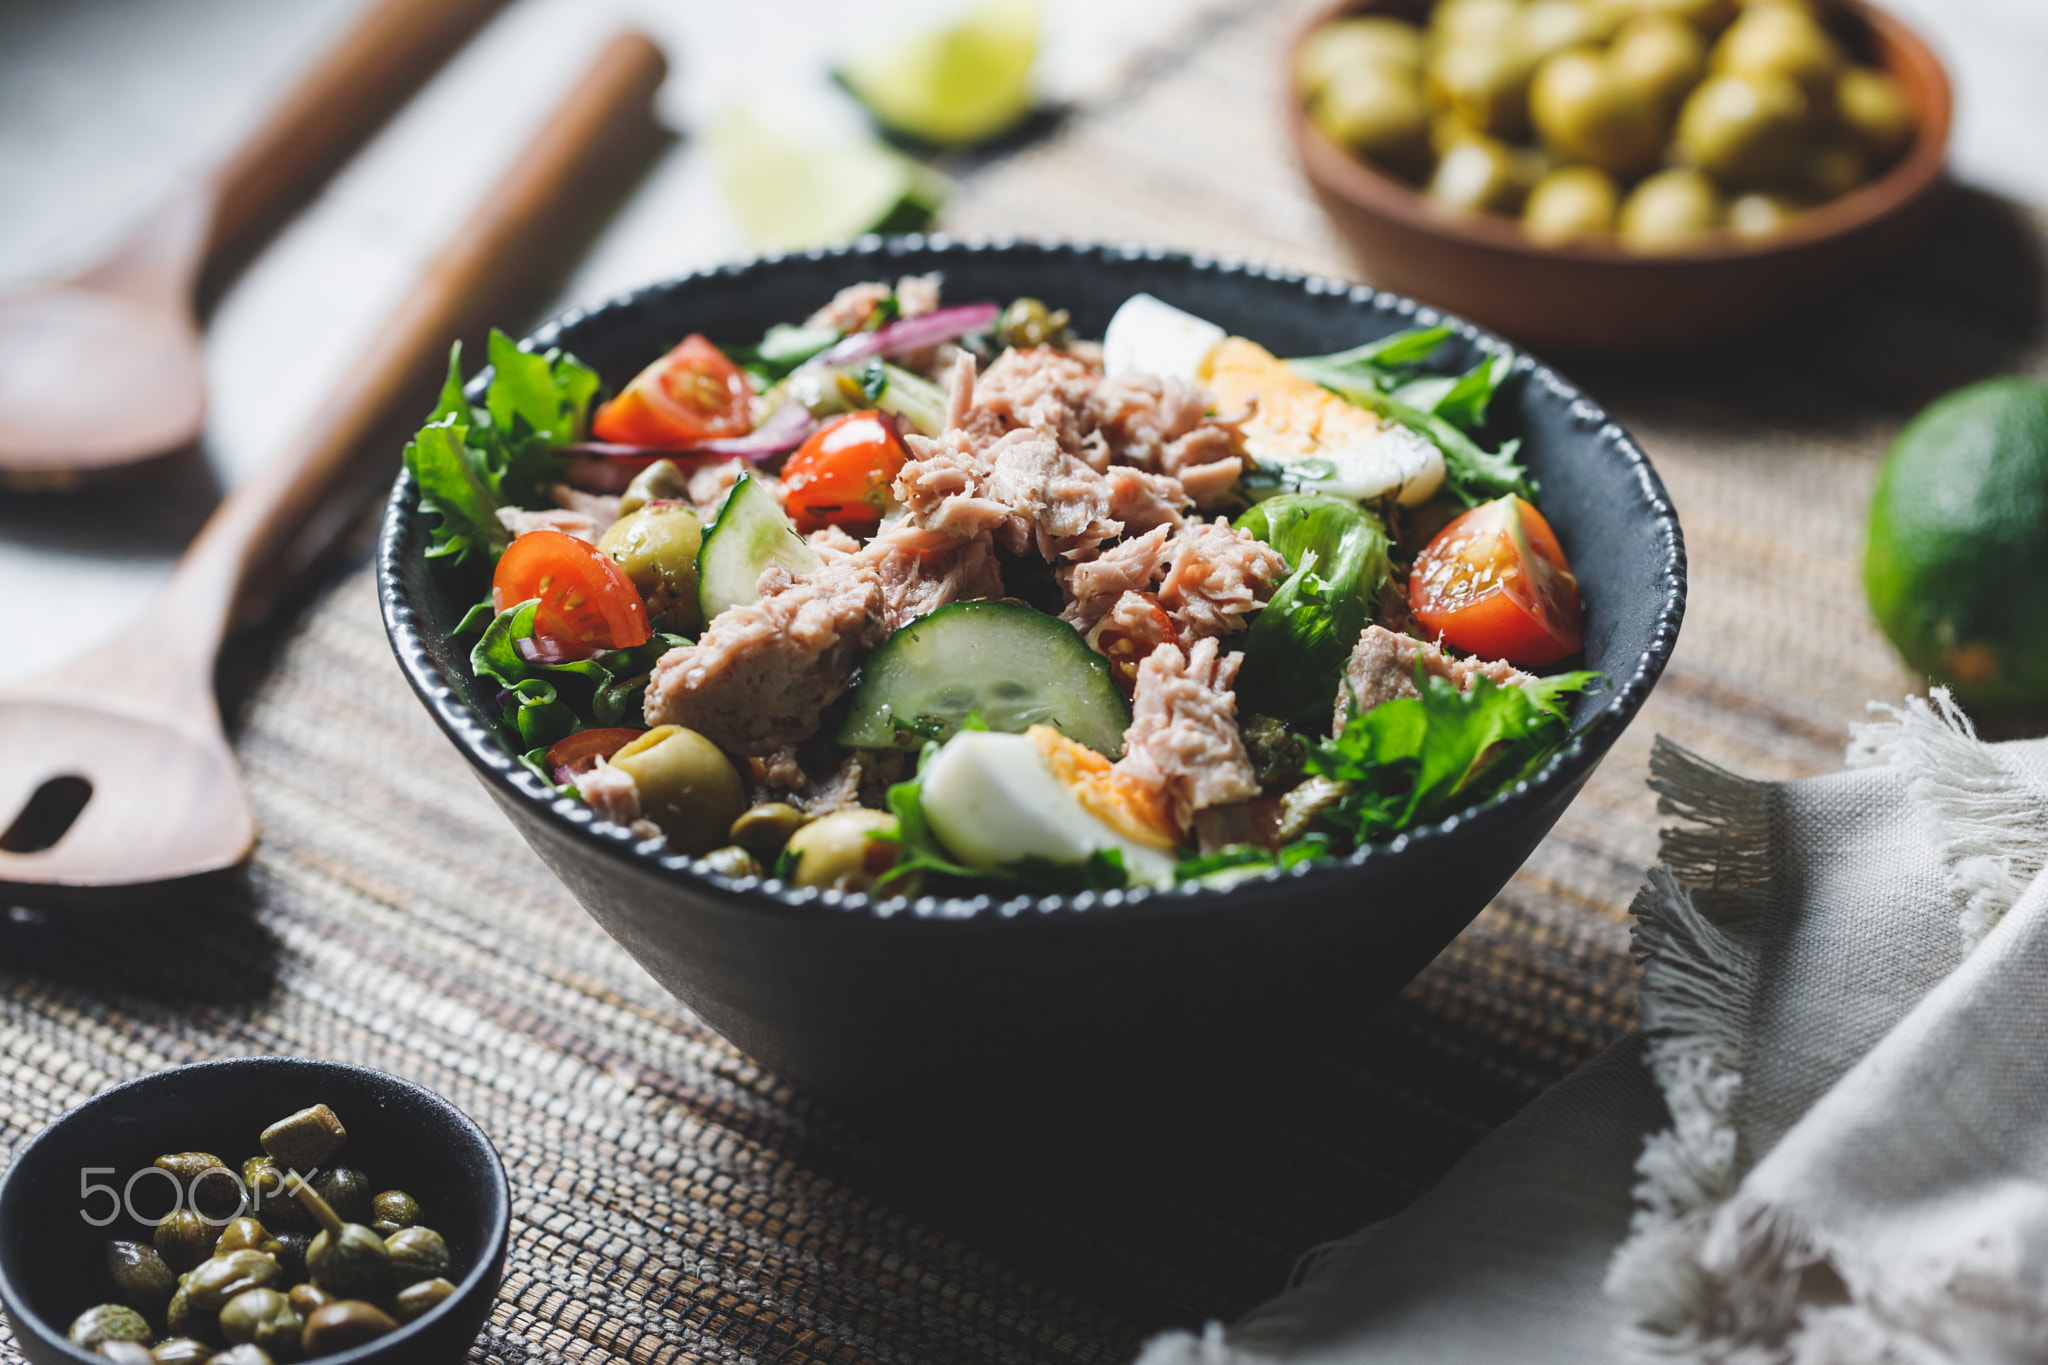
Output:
[{"left": 1138, "top": 692, "right": 2048, "bottom": 1365}]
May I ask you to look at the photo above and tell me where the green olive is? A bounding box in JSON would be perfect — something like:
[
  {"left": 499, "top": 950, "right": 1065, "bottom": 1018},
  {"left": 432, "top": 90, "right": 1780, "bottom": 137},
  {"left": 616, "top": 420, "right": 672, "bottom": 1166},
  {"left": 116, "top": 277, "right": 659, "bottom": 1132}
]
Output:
[
  {"left": 730, "top": 802, "right": 809, "bottom": 858},
  {"left": 107, "top": 1240, "right": 178, "bottom": 1322},
  {"left": 700, "top": 845, "right": 765, "bottom": 878},
  {"left": 218, "top": 1288, "right": 300, "bottom": 1357},
  {"left": 1518, "top": 0, "right": 1619, "bottom": 62},
  {"left": 1295, "top": 16, "right": 1424, "bottom": 97},
  {"left": 1619, "top": 0, "right": 1735, "bottom": 35},
  {"left": 156, "top": 1154, "right": 243, "bottom": 1222},
  {"left": 259, "top": 1106, "right": 347, "bottom": 1174},
  {"left": 1610, "top": 13, "right": 1705, "bottom": 112},
  {"left": 1674, "top": 70, "right": 1806, "bottom": 184},
  {"left": 184, "top": 1250, "right": 282, "bottom": 1312},
  {"left": 1712, "top": 1, "right": 1839, "bottom": 104},
  {"left": 1618, "top": 166, "right": 1724, "bottom": 251},
  {"left": 1727, "top": 190, "right": 1801, "bottom": 238},
  {"left": 240, "top": 1160, "right": 312, "bottom": 1233},
  {"left": 206, "top": 1347, "right": 275, "bottom": 1365},
  {"left": 1529, "top": 48, "right": 1664, "bottom": 173},
  {"left": 618, "top": 459, "right": 690, "bottom": 517},
  {"left": 1835, "top": 66, "right": 1912, "bottom": 164},
  {"left": 1431, "top": 0, "right": 1524, "bottom": 45},
  {"left": 782, "top": 808, "right": 899, "bottom": 891},
  {"left": 1427, "top": 134, "right": 1539, "bottom": 215},
  {"left": 299, "top": 1302, "right": 397, "bottom": 1358},
  {"left": 391, "top": 1278, "right": 457, "bottom": 1324},
  {"left": 98, "top": 1342, "right": 157, "bottom": 1365},
  {"left": 69, "top": 1305, "right": 153, "bottom": 1350},
  {"left": 155, "top": 1211, "right": 220, "bottom": 1275},
  {"left": 609, "top": 726, "right": 747, "bottom": 854},
  {"left": 599, "top": 504, "right": 703, "bottom": 632},
  {"left": 1522, "top": 164, "right": 1621, "bottom": 242},
  {"left": 384, "top": 1227, "right": 451, "bottom": 1287},
  {"left": 1310, "top": 61, "right": 1432, "bottom": 180},
  {"left": 307, "top": 1223, "right": 390, "bottom": 1302},
  {"left": 215, "top": 1218, "right": 281, "bottom": 1261},
  {"left": 1428, "top": 41, "right": 1535, "bottom": 138},
  {"left": 310, "top": 1169, "right": 371, "bottom": 1227},
  {"left": 153, "top": 1340, "right": 216, "bottom": 1365},
  {"left": 368, "top": 1190, "right": 420, "bottom": 1238}
]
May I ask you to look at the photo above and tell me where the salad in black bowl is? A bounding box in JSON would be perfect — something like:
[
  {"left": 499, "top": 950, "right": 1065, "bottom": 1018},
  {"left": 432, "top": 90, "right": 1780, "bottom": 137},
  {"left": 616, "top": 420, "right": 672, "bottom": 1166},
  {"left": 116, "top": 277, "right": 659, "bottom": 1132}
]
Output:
[{"left": 379, "top": 238, "right": 1683, "bottom": 1117}]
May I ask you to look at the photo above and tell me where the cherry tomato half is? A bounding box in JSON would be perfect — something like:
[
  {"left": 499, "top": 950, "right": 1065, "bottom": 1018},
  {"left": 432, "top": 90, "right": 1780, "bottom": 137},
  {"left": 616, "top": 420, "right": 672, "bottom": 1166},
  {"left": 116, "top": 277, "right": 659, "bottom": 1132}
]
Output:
[
  {"left": 1408, "top": 495, "right": 1583, "bottom": 667},
  {"left": 591, "top": 335, "right": 753, "bottom": 447},
  {"left": 1088, "top": 592, "right": 1180, "bottom": 698},
  {"left": 545, "top": 728, "right": 646, "bottom": 786},
  {"left": 779, "top": 411, "right": 910, "bottom": 534},
  {"left": 492, "top": 528, "right": 653, "bottom": 660}
]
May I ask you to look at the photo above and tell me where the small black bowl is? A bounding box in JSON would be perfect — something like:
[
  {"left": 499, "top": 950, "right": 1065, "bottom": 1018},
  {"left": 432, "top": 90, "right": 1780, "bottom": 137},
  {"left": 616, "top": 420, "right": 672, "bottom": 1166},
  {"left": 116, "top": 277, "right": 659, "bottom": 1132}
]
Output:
[
  {"left": 0, "top": 1058, "right": 509, "bottom": 1365},
  {"left": 379, "top": 237, "right": 1686, "bottom": 1121}
]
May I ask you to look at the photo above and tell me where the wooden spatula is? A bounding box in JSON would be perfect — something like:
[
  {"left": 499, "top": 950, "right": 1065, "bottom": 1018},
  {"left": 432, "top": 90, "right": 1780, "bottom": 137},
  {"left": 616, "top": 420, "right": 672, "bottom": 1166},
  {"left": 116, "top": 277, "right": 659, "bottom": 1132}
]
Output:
[
  {"left": 0, "top": 31, "right": 669, "bottom": 892},
  {"left": 0, "top": 0, "right": 511, "bottom": 488}
]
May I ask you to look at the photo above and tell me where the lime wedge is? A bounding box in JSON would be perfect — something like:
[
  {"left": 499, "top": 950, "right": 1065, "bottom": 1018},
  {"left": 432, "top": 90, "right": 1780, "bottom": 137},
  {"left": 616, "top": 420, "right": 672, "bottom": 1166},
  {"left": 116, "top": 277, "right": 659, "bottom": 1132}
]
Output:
[
  {"left": 838, "top": 0, "right": 1039, "bottom": 147},
  {"left": 713, "top": 104, "right": 947, "bottom": 253}
]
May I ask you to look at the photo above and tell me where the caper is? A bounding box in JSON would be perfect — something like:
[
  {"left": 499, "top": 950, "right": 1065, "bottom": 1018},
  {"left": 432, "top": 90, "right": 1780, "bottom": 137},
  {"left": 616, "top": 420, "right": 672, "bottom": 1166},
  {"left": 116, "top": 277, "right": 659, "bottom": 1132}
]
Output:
[
  {"left": 1618, "top": 166, "right": 1724, "bottom": 251},
  {"left": 1296, "top": 17, "right": 1423, "bottom": 101},
  {"left": 214, "top": 1217, "right": 282, "bottom": 1260},
  {"left": 390, "top": 1277, "right": 457, "bottom": 1324},
  {"left": 700, "top": 845, "right": 764, "bottom": 878},
  {"left": 1529, "top": 49, "right": 1663, "bottom": 174},
  {"left": 782, "top": 808, "right": 899, "bottom": 891},
  {"left": 383, "top": 1226, "right": 451, "bottom": 1287},
  {"left": 219, "top": 1288, "right": 301, "bottom": 1358},
  {"left": 185, "top": 1250, "right": 282, "bottom": 1312},
  {"left": 995, "top": 297, "right": 1072, "bottom": 351},
  {"left": 599, "top": 504, "right": 704, "bottom": 632},
  {"left": 166, "top": 1286, "right": 219, "bottom": 1345},
  {"left": 729, "top": 802, "right": 809, "bottom": 858},
  {"left": 617, "top": 458, "right": 690, "bottom": 517},
  {"left": 300, "top": 1302, "right": 397, "bottom": 1358},
  {"left": 241, "top": 1159, "right": 312, "bottom": 1232},
  {"left": 310, "top": 1169, "right": 371, "bottom": 1227},
  {"left": 260, "top": 1105, "right": 347, "bottom": 1174},
  {"left": 367, "top": 1190, "right": 420, "bottom": 1237},
  {"left": 609, "top": 726, "right": 747, "bottom": 855},
  {"left": 156, "top": 1153, "right": 244, "bottom": 1222},
  {"left": 206, "top": 1347, "right": 274, "bottom": 1365},
  {"left": 1674, "top": 70, "right": 1806, "bottom": 184},
  {"left": 1523, "top": 164, "right": 1621, "bottom": 242},
  {"left": 1834, "top": 66, "right": 1911, "bottom": 165},
  {"left": 1726, "top": 190, "right": 1800, "bottom": 238},
  {"left": 1610, "top": 13, "right": 1705, "bottom": 113},
  {"left": 1428, "top": 41, "right": 1535, "bottom": 138},
  {"left": 1431, "top": 0, "right": 1521, "bottom": 45},
  {"left": 1427, "top": 134, "right": 1539, "bottom": 216},
  {"left": 271, "top": 1230, "right": 312, "bottom": 1282},
  {"left": 155, "top": 1210, "right": 220, "bottom": 1275},
  {"left": 305, "top": 1224, "right": 390, "bottom": 1302},
  {"left": 286, "top": 1285, "right": 334, "bottom": 1319},
  {"left": 153, "top": 1340, "right": 216, "bottom": 1365},
  {"left": 69, "top": 1304, "right": 152, "bottom": 1350},
  {"left": 1712, "top": 1, "right": 1838, "bottom": 104},
  {"left": 98, "top": 1342, "right": 157, "bottom": 1365},
  {"left": 107, "top": 1240, "right": 178, "bottom": 1321},
  {"left": 1311, "top": 61, "right": 1432, "bottom": 181}
]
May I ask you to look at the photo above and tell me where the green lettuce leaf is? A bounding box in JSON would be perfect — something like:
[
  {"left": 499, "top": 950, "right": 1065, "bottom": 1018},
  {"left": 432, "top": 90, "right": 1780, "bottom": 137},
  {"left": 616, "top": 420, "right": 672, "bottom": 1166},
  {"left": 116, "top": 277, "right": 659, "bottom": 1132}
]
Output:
[
  {"left": 404, "top": 416, "right": 504, "bottom": 564},
  {"left": 470, "top": 600, "right": 688, "bottom": 746},
  {"left": 1233, "top": 493, "right": 1391, "bottom": 726}
]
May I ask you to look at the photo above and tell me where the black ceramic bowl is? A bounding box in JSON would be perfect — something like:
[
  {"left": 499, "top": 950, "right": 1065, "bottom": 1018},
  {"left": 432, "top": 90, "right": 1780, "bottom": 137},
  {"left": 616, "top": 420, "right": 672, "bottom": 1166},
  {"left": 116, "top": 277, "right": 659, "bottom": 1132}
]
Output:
[
  {"left": 0, "top": 1058, "right": 509, "bottom": 1365},
  {"left": 378, "top": 237, "right": 1685, "bottom": 1118}
]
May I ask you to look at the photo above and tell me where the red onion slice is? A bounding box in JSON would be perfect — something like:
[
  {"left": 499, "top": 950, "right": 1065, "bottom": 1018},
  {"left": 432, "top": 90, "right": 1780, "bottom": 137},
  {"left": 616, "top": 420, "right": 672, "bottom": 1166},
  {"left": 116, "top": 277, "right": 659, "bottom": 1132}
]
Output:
[
  {"left": 559, "top": 400, "right": 819, "bottom": 462},
  {"left": 808, "top": 302, "right": 999, "bottom": 370}
]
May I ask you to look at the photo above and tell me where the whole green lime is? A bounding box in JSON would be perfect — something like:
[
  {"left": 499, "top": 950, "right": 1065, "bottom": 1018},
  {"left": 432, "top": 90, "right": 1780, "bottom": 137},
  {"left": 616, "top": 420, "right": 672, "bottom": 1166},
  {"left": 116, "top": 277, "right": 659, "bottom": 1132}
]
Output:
[{"left": 1865, "top": 376, "right": 2048, "bottom": 707}]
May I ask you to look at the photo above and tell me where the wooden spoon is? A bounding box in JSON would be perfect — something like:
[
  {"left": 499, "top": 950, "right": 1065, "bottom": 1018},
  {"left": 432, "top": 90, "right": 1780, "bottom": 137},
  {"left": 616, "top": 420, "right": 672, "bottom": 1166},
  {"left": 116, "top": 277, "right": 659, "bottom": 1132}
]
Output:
[
  {"left": 0, "top": 0, "right": 511, "bottom": 488},
  {"left": 0, "top": 31, "right": 670, "bottom": 892}
]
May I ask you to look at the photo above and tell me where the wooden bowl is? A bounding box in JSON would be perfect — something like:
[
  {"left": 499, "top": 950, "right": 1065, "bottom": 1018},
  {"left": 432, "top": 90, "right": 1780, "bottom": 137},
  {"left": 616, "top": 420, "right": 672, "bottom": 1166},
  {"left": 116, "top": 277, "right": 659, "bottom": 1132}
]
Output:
[{"left": 1287, "top": 0, "right": 1953, "bottom": 351}]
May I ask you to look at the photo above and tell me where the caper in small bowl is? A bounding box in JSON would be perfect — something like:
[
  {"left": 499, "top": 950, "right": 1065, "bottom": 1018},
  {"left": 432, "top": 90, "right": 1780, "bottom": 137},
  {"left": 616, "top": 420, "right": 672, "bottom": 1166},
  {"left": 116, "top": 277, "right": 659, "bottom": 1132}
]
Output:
[
  {"left": 1288, "top": 0, "right": 1951, "bottom": 348},
  {"left": 0, "top": 1058, "right": 508, "bottom": 1365}
]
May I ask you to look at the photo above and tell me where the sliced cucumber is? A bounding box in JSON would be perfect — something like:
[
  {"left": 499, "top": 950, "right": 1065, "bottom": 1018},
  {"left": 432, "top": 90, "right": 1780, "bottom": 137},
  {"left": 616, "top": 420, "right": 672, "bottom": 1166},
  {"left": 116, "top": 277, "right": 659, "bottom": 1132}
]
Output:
[
  {"left": 838, "top": 600, "right": 1131, "bottom": 756},
  {"left": 696, "top": 473, "right": 822, "bottom": 622}
]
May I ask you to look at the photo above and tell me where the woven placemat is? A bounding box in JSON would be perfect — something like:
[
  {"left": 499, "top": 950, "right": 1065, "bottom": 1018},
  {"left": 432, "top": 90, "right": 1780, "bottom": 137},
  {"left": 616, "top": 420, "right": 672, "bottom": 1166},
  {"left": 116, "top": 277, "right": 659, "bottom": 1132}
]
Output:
[{"left": 5, "top": 3, "right": 2045, "bottom": 1361}]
